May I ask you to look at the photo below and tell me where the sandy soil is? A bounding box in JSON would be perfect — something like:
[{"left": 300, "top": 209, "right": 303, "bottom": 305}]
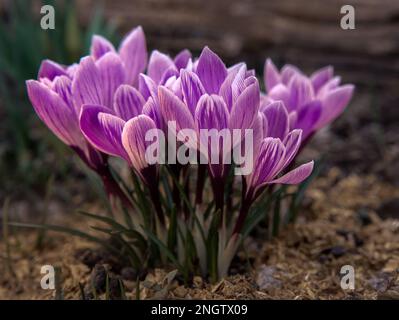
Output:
[{"left": 1, "top": 168, "right": 398, "bottom": 300}]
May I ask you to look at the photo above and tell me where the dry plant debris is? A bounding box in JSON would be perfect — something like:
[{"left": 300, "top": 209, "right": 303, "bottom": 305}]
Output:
[{"left": 1, "top": 168, "right": 398, "bottom": 300}]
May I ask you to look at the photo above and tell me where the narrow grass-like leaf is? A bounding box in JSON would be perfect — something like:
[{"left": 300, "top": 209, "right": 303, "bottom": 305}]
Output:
[{"left": 144, "top": 229, "right": 184, "bottom": 272}]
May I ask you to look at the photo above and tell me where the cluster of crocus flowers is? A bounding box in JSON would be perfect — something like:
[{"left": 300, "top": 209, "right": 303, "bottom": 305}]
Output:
[
  {"left": 263, "top": 59, "right": 354, "bottom": 142},
  {"left": 26, "top": 26, "right": 354, "bottom": 280}
]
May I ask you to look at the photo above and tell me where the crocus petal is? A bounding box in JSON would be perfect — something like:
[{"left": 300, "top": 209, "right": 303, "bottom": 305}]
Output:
[
  {"left": 268, "top": 84, "right": 290, "bottom": 110},
  {"left": 174, "top": 49, "right": 191, "bottom": 70},
  {"left": 52, "top": 76, "right": 72, "bottom": 106},
  {"left": 261, "top": 100, "right": 289, "bottom": 140},
  {"left": 38, "top": 60, "right": 67, "bottom": 80},
  {"left": 229, "top": 81, "right": 260, "bottom": 131},
  {"left": 248, "top": 112, "right": 265, "bottom": 166},
  {"left": 281, "top": 64, "right": 301, "bottom": 85},
  {"left": 196, "top": 46, "right": 227, "bottom": 94},
  {"left": 288, "top": 111, "right": 298, "bottom": 131},
  {"left": 180, "top": 69, "right": 206, "bottom": 116},
  {"left": 96, "top": 52, "right": 126, "bottom": 108},
  {"left": 220, "top": 64, "right": 246, "bottom": 110},
  {"left": 139, "top": 74, "right": 158, "bottom": 101},
  {"left": 288, "top": 74, "right": 314, "bottom": 111},
  {"left": 119, "top": 26, "right": 147, "bottom": 86},
  {"left": 142, "top": 97, "right": 163, "bottom": 129},
  {"left": 246, "top": 69, "right": 256, "bottom": 77},
  {"left": 231, "top": 65, "right": 247, "bottom": 99},
  {"left": 270, "top": 161, "right": 314, "bottom": 184},
  {"left": 248, "top": 137, "right": 285, "bottom": 193},
  {"left": 72, "top": 56, "right": 104, "bottom": 115},
  {"left": 317, "top": 76, "right": 341, "bottom": 99},
  {"left": 311, "top": 66, "right": 333, "bottom": 93},
  {"left": 158, "top": 86, "right": 195, "bottom": 132},
  {"left": 227, "top": 62, "right": 245, "bottom": 76},
  {"left": 26, "top": 80, "right": 81, "bottom": 147},
  {"left": 316, "top": 84, "right": 354, "bottom": 129},
  {"left": 66, "top": 64, "right": 78, "bottom": 78},
  {"left": 295, "top": 100, "right": 322, "bottom": 139},
  {"left": 264, "top": 58, "right": 281, "bottom": 92},
  {"left": 164, "top": 75, "right": 183, "bottom": 100},
  {"left": 160, "top": 66, "right": 179, "bottom": 85},
  {"left": 195, "top": 94, "right": 230, "bottom": 177},
  {"left": 122, "top": 115, "right": 158, "bottom": 173},
  {"left": 260, "top": 111, "right": 268, "bottom": 138},
  {"left": 281, "top": 129, "right": 302, "bottom": 170},
  {"left": 90, "top": 35, "right": 115, "bottom": 60},
  {"left": 148, "top": 50, "right": 176, "bottom": 84},
  {"left": 113, "top": 84, "right": 145, "bottom": 121},
  {"left": 79, "top": 105, "right": 128, "bottom": 161},
  {"left": 195, "top": 94, "right": 229, "bottom": 131}
]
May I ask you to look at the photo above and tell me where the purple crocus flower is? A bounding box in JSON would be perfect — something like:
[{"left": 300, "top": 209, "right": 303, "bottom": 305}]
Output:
[
  {"left": 147, "top": 49, "right": 192, "bottom": 85},
  {"left": 79, "top": 106, "right": 164, "bottom": 222},
  {"left": 89, "top": 26, "right": 147, "bottom": 86},
  {"left": 264, "top": 59, "right": 354, "bottom": 141},
  {"left": 26, "top": 73, "right": 105, "bottom": 172},
  {"left": 26, "top": 27, "right": 148, "bottom": 206},
  {"left": 26, "top": 26, "right": 147, "bottom": 166},
  {"left": 158, "top": 47, "right": 260, "bottom": 211},
  {"left": 232, "top": 114, "right": 314, "bottom": 234},
  {"left": 80, "top": 105, "right": 161, "bottom": 183}
]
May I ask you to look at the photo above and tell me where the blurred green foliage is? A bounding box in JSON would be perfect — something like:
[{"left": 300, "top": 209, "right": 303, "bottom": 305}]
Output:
[{"left": 0, "top": 0, "right": 118, "bottom": 197}]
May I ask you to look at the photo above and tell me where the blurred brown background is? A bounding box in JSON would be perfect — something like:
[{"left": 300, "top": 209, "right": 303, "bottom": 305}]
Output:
[{"left": 77, "top": 0, "right": 399, "bottom": 91}]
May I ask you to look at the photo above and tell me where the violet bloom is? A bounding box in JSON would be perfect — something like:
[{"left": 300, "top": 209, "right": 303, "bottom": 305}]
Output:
[
  {"left": 136, "top": 49, "right": 193, "bottom": 130},
  {"left": 147, "top": 49, "right": 192, "bottom": 85},
  {"left": 90, "top": 26, "right": 147, "bottom": 86},
  {"left": 233, "top": 106, "right": 314, "bottom": 234},
  {"left": 159, "top": 47, "right": 260, "bottom": 211},
  {"left": 264, "top": 59, "right": 354, "bottom": 141},
  {"left": 80, "top": 105, "right": 164, "bottom": 222},
  {"left": 26, "top": 26, "right": 147, "bottom": 166},
  {"left": 26, "top": 65, "right": 105, "bottom": 172},
  {"left": 26, "top": 27, "right": 147, "bottom": 205}
]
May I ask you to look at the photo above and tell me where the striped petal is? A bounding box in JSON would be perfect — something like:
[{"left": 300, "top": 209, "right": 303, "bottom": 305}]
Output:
[
  {"left": 96, "top": 52, "right": 126, "bottom": 108},
  {"left": 295, "top": 100, "right": 322, "bottom": 139},
  {"left": 142, "top": 97, "right": 163, "bottom": 130},
  {"left": 195, "top": 94, "right": 230, "bottom": 177},
  {"left": 90, "top": 35, "right": 115, "bottom": 60},
  {"left": 38, "top": 60, "right": 67, "bottom": 80},
  {"left": 180, "top": 69, "right": 206, "bottom": 116},
  {"left": 261, "top": 100, "right": 289, "bottom": 140},
  {"left": 26, "top": 80, "right": 81, "bottom": 147},
  {"left": 79, "top": 105, "right": 128, "bottom": 161},
  {"left": 139, "top": 74, "right": 158, "bottom": 101},
  {"left": 174, "top": 49, "right": 191, "bottom": 70},
  {"left": 248, "top": 137, "right": 285, "bottom": 193},
  {"left": 311, "top": 66, "right": 333, "bottom": 93},
  {"left": 148, "top": 50, "right": 176, "bottom": 84},
  {"left": 114, "top": 84, "right": 145, "bottom": 121},
  {"left": 316, "top": 85, "right": 354, "bottom": 129},
  {"left": 281, "top": 129, "right": 302, "bottom": 170},
  {"left": 288, "top": 74, "right": 314, "bottom": 111},
  {"left": 122, "top": 115, "right": 158, "bottom": 173},
  {"left": 159, "top": 86, "right": 195, "bottom": 132},
  {"left": 264, "top": 58, "right": 281, "bottom": 92},
  {"left": 119, "top": 26, "right": 147, "bottom": 86},
  {"left": 196, "top": 46, "right": 227, "bottom": 94},
  {"left": 72, "top": 56, "right": 104, "bottom": 114},
  {"left": 229, "top": 81, "right": 260, "bottom": 131},
  {"left": 270, "top": 161, "right": 314, "bottom": 184}
]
